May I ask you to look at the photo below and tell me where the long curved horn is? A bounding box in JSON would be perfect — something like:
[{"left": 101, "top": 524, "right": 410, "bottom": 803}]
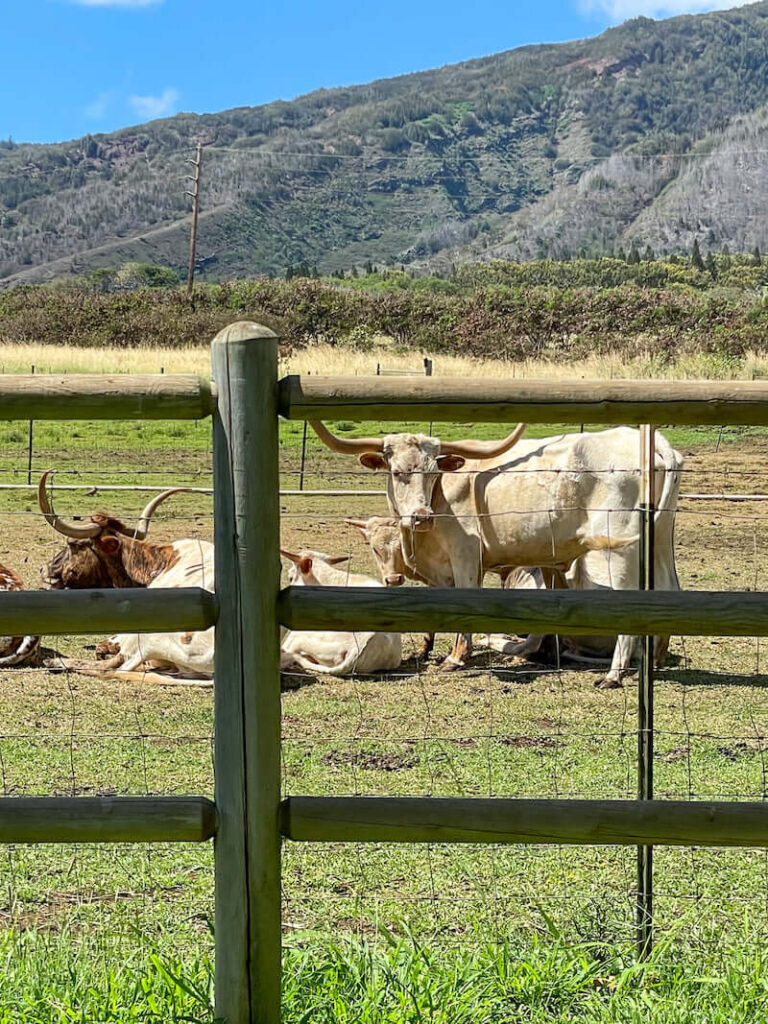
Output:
[
  {"left": 280, "top": 549, "right": 302, "bottom": 564},
  {"left": 38, "top": 471, "right": 101, "bottom": 539},
  {"left": 133, "top": 488, "right": 190, "bottom": 540},
  {"left": 309, "top": 421, "right": 384, "bottom": 455},
  {"left": 440, "top": 423, "right": 527, "bottom": 460}
]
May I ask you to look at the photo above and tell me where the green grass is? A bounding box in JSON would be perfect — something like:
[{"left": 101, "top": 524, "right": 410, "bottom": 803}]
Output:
[
  {"left": 0, "top": 926, "right": 216, "bottom": 1022},
  {"left": 1, "top": 413, "right": 768, "bottom": 1020},
  {"left": 282, "top": 928, "right": 768, "bottom": 1023},
  {"left": 4, "top": 923, "right": 768, "bottom": 1023}
]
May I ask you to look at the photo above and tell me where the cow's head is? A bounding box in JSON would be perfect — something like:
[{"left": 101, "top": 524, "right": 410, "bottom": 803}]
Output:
[
  {"left": 345, "top": 516, "right": 409, "bottom": 586},
  {"left": 280, "top": 549, "right": 351, "bottom": 586},
  {"left": 311, "top": 421, "right": 526, "bottom": 531},
  {"left": 39, "top": 472, "right": 185, "bottom": 589}
]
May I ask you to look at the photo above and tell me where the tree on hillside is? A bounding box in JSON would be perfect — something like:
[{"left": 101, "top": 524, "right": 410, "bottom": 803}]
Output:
[
  {"left": 627, "top": 243, "right": 641, "bottom": 265},
  {"left": 643, "top": 245, "right": 655, "bottom": 261},
  {"left": 752, "top": 245, "right": 762, "bottom": 266},
  {"left": 705, "top": 252, "right": 717, "bottom": 279},
  {"left": 690, "top": 238, "right": 705, "bottom": 272}
]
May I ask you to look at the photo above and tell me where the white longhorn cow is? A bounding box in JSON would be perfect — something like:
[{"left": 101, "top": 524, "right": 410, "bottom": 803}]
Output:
[
  {"left": 313, "top": 422, "right": 683, "bottom": 687},
  {"left": 346, "top": 516, "right": 621, "bottom": 666}
]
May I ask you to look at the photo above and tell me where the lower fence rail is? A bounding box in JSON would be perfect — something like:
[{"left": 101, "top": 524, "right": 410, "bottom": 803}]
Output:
[
  {"left": 282, "top": 797, "right": 768, "bottom": 848},
  {"left": 0, "top": 796, "right": 216, "bottom": 843}
]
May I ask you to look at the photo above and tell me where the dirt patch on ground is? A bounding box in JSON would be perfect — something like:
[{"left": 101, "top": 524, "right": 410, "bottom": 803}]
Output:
[{"left": 320, "top": 750, "right": 419, "bottom": 771}]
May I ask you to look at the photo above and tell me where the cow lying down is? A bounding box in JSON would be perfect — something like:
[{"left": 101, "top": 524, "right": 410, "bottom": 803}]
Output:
[
  {"left": 280, "top": 549, "right": 402, "bottom": 676},
  {"left": 39, "top": 472, "right": 214, "bottom": 686},
  {"left": 474, "top": 565, "right": 616, "bottom": 665},
  {"left": 0, "top": 563, "right": 41, "bottom": 668}
]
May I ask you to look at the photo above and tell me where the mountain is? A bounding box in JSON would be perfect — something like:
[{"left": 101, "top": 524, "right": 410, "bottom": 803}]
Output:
[{"left": 3, "top": 2, "right": 768, "bottom": 285}]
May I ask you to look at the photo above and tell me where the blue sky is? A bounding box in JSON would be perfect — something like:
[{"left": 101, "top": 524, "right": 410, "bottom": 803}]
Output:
[{"left": 1, "top": 0, "right": 757, "bottom": 145}]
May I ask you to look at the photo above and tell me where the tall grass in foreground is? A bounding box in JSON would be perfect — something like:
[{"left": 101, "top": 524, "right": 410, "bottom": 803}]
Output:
[
  {"left": 0, "top": 926, "right": 216, "bottom": 1023},
  {"left": 3, "top": 924, "right": 768, "bottom": 1023}
]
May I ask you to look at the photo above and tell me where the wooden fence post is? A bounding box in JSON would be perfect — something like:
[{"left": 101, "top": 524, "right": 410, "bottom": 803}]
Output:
[{"left": 212, "top": 322, "right": 282, "bottom": 1023}]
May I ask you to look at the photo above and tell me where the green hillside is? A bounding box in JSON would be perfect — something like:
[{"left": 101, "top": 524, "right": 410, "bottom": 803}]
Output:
[{"left": 2, "top": 1, "right": 768, "bottom": 283}]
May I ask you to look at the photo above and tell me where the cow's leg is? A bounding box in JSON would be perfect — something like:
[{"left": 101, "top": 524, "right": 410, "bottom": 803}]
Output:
[
  {"left": 600, "top": 634, "right": 636, "bottom": 688},
  {"left": 651, "top": 541, "right": 680, "bottom": 668},
  {"left": 417, "top": 632, "right": 435, "bottom": 660},
  {"left": 438, "top": 543, "right": 482, "bottom": 671},
  {"left": 479, "top": 633, "right": 545, "bottom": 657},
  {"left": 439, "top": 631, "right": 472, "bottom": 671},
  {"left": 596, "top": 550, "right": 637, "bottom": 688}
]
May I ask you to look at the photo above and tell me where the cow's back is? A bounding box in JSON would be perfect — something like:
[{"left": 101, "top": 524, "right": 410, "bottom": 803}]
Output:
[
  {"left": 437, "top": 427, "right": 666, "bottom": 568},
  {"left": 148, "top": 538, "right": 215, "bottom": 592}
]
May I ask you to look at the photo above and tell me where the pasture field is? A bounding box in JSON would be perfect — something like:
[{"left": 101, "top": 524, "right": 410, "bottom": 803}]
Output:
[{"left": 0, "top": 346, "right": 767, "bottom": 1020}]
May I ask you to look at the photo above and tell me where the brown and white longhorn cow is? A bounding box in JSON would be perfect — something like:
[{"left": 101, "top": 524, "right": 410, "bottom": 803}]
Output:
[
  {"left": 0, "top": 564, "right": 41, "bottom": 668},
  {"left": 39, "top": 472, "right": 214, "bottom": 682},
  {"left": 313, "top": 422, "right": 683, "bottom": 687}
]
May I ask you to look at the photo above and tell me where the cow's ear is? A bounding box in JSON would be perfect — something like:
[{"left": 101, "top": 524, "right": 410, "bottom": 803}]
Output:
[
  {"left": 298, "top": 556, "right": 313, "bottom": 576},
  {"left": 96, "top": 534, "right": 121, "bottom": 555},
  {"left": 437, "top": 454, "right": 465, "bottom": 472},
  {"left": 359, "top": 453, "right": 387, "bottom": 471}
]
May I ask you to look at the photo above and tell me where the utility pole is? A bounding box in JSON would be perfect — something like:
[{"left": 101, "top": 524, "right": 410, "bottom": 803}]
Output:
[{"left": 185, "top": 142, "right": 203, "bottom": 295}]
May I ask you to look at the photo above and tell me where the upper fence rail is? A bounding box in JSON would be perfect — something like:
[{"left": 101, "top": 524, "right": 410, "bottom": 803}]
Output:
[
  {"left": 279, "top": 376, "right": 768, "bottom": 426},
  {"left": 10, "top": 371, "right": 768, "bottom": 426},
  {"left": 0, "top": 374, "right": 215, "bottom": 420}
]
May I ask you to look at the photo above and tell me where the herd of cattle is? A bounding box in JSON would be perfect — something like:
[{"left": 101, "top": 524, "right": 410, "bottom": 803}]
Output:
[{"left": 0, "top": 421, "right": 683, "bottom": 688}]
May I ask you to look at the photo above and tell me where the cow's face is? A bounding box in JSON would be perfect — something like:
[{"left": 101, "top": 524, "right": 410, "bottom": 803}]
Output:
[
  {"left": 359, "top": 435, "right": 465, "bottom": 532},
  {"left": 42, "top": 530, "right": 139, "bottom": 590},
  {"left": 43, "top": 538, "right": 115, "bottom": 589},
  {"left": 347, "top": 517, "right": 408, "bottom": 586}
]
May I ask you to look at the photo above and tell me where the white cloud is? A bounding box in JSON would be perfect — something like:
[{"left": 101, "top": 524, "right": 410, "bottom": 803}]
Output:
[
  {"left": 72, "top": 0, "right": 162, "bottom": 7},
  {"left": 84, "top": 92, "right": 113, "bottom": 120},
  {"left": 581, "top": 0, "right": 754, "bottom": 21},
  {"left": 128, "top": 87, "right": 180, "bottom": 120}
]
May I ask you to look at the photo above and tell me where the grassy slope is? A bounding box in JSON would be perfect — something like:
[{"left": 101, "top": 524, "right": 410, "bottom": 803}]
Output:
[{"left": 4, "top": 4, "right": 768, "bottom": 281}]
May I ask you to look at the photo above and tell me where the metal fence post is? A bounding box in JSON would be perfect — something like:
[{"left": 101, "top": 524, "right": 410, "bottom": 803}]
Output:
[
  {"left": 212, "top": 322, "right": 282, "bottom": 1023},
  {"left": 27, "top": 365, "right": 34, "bottom": 485},
  {"left": 637, "top": 423, "right": 655, "bottom": 957},
  {"left": 299, "top": 419, "right": 308, "bottom": 490}
]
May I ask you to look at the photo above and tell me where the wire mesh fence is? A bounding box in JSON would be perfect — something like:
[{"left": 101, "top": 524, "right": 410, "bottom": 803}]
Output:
[
  {"left": 277, "top": 418, "right": 768, "bottom": 966},
  {"left": 2, "top": 385, "right": 768, "bottom": 1013},
  {"left": 0, "top": 414, "right": 216, "bottom": 1016}
]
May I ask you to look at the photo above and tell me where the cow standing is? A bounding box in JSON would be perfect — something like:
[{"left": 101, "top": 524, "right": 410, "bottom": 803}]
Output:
[{"left": 312, "top": 422, "right": 682, "bottom": 687}]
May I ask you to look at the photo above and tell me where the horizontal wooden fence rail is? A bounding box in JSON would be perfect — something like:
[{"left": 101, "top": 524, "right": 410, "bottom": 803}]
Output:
[
  {"left": 283, "top": 797, "right": 768, "bottom": 848},
  {"left": 0, "top": 374, "right": 214, "bottom": 420},
  {"left": 279, "top": 585, "right": 768, "bottom": 638},
  {"left": 0, "top": 587, "right": 216, "bottom": 636},
  {"left": 279, "top": 375, "right": 768, "bottom": 426},
  {"left": 0, "top": 796, "right": 216, "bottom": 843}
]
